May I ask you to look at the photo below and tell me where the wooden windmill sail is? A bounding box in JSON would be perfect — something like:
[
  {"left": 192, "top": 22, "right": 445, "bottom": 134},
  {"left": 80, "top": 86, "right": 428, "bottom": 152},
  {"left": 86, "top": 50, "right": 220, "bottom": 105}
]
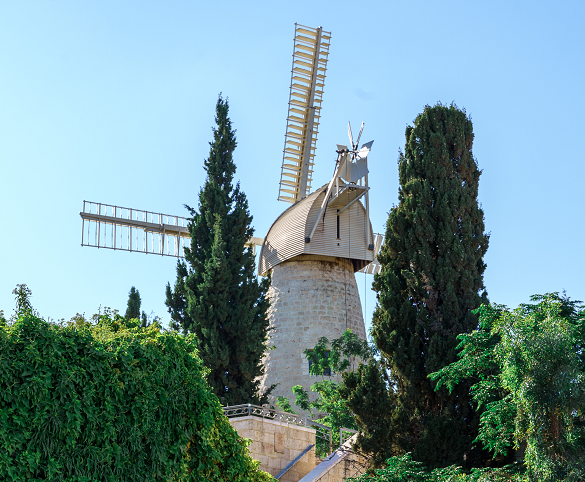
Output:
[
  {"left": 278, "top": 25, "right": 330, "bottom": 204},
  {"left": 79, "top": 202, "right": 264, "bottom": 257},
  {"left": 79, "top": 200, "right": 381, "bottom": 273}
]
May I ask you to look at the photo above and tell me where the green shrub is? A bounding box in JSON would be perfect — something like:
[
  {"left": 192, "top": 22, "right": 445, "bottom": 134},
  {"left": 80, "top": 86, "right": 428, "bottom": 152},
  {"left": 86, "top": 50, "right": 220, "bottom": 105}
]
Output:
[
  {"left": 0, "top": 312, "right": 273, "bottom": 482},
  {"left": 431, "top": 294, "right": 585, "bottom": 481},
  {"left": 348, "top": 453, "right": 518, "bottom": 481}
]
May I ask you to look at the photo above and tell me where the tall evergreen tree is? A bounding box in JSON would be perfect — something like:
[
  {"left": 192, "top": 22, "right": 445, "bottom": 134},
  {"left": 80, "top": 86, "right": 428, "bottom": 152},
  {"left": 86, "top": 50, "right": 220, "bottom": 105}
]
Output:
[
  {"left": 125, "top": 286, "right": 156, "bottom": 328},
  {"left": 165, "top": 95, "right": 272, "bottom": 406},
  {"left": 347, "top": 104, "right": 489, "bottom": 468},
  {"left": 125, "top": 286, "right": 141, "bottom": 320}
]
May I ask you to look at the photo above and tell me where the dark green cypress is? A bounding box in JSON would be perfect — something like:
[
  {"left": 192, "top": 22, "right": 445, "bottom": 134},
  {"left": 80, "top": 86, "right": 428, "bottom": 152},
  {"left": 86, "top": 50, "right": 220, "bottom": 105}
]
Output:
[
  {"left": 340, "top": 361, "right": 399, "bottom": 468},
  {"left": 369, "top": 104, "right": 489, "bottom": 467},
  {"left": 166, "top": 262, "right": 188, "bottom": 332},
  {"left": 165, "top": 95, "right": 272, "bottom": 406},
  {"left": 125, "top": 286, "right": 141, "bottom": 320}
]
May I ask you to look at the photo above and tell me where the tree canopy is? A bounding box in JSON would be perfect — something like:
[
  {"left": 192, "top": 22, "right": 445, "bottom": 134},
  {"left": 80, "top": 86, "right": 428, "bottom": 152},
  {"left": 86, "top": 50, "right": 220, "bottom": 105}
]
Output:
[
  {"left": 431, "top": 293, "right": 585, "bottom": 481},
  {"left": 349, "top": 293, "right": 585, "bottom": 481},
  {"left": 276, "top": 330, "right": 373, "bottom": 454}
]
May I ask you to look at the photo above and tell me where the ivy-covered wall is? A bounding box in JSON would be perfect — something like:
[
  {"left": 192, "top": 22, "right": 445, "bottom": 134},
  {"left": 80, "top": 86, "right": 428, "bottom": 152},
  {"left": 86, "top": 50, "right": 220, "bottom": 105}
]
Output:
[{"left": 0, "top": 312, "right": 273, "bottom": 482}]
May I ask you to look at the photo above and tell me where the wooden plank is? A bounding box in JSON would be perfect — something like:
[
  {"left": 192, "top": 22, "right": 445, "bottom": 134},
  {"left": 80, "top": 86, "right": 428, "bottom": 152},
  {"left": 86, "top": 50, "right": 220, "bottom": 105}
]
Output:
[{"left": 304, "top": 191, "right": 374, "bottom": 264}]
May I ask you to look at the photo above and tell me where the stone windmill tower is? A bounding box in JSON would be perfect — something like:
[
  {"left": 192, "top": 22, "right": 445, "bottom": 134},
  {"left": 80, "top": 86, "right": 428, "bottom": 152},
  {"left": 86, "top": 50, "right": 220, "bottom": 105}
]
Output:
[{"left": 257, "top": 24, "right": 382, "bottom": 404}]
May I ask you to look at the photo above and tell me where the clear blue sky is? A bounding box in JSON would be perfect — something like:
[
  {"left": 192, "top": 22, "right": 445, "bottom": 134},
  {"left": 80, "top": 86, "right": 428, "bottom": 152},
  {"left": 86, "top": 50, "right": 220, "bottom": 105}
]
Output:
[{"left": 1, "top": 1, "right": 584, "bottom": 334}]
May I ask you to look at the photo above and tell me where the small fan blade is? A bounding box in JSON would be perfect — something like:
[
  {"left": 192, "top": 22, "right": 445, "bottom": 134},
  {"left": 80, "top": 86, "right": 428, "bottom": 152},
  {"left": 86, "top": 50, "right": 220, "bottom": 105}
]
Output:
[
  {"left": 355, "top": 122, "right": 364, "bottom": 147},
  {"left": 347, "top": 122, "right": 354, "bottom": 150},
  {"left": 339, "top": 158, "right": 369, "bottom": 183},
  {"left": 351, "top": 158, "right": 369, "bottom": 182},
  {"left": 357, "top": 140, "right": 374, "bottom": 158},
  {"left": 356, "top": 148, "right": 369, "bottom": 159}
]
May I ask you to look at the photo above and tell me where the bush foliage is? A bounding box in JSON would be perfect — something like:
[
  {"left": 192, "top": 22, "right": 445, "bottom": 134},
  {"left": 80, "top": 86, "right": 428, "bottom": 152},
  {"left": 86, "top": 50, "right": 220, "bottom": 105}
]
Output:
[
  {"left": 431, "top": 294, "right": 585, "bottom": 481},
  {"left": 0, "top": 309, "right": 272, "bottom": 482},
  {"left": 348, "top": 453, "right": 518, "bottom": 482},
  {"left": 349, "top": 294, "right": 585, "bottom": 481}
]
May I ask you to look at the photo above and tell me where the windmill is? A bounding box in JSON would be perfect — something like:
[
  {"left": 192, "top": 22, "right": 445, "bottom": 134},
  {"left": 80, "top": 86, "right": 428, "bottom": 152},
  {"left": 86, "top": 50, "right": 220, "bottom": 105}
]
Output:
[
  {"left": 78, "top": 23, "right": 383, "bottom": 406},
  {"left": 256, "top": 24, "right": 382, "bottom": 405}
]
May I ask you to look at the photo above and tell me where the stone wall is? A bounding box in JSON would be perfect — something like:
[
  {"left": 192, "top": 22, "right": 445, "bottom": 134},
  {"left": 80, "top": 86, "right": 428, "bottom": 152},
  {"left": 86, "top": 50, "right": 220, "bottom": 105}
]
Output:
[
  {"left": 229, "top": 416, "right": 317, "bottom": 481},
  {"left": 258, "top": 257, "right": 366, "bottom": 406}
]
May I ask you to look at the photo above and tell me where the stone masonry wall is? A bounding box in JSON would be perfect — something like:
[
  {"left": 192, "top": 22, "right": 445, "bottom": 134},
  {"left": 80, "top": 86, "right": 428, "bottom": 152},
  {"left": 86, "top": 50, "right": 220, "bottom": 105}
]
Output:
[
  {"left": 304, "top": 450, "right": 369, "bottom": 482},
  {"left": 259, "top": 258, "right": 366, "bottom": 405},
  {"left": 229, "top": 416, "right": 317, "bottom": 481},
  {"left": 309, "top": 456, "right": 368, "bottom": 482}
]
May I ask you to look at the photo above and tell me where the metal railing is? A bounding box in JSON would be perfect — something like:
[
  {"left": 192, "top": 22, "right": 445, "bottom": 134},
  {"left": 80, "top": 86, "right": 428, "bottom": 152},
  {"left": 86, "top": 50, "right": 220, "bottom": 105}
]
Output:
[
  {"left": 340, "top": 427, "right": 358, "bottom": 446},
  {"left": 276, "top": 444, "right": 314, "bottom": 480},
  {"left": 223, "top": 404, "right": 333, "bottom": 453}
]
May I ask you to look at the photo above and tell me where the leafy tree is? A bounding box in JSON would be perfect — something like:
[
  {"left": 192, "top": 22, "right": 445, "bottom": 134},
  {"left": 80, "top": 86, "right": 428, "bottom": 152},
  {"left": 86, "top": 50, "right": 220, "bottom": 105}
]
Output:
[
  {"left": 305, "top": 330, "right": 373, "bottom": 376},
  {"left": 11, "top": 283, "right": 36, "bottom": 320},
  {"left": 431, "top": 294, "right": 585, "bottom": 481},
  {"left": 277, "top": 330, "right": 373, "bottom": 454},
  {"left": 166, "top": 95, "right": 272, "bottom": 406},
  {"left": 125, "top": 286, "right": 141, "bottom": 320},
  {"left": 347, "top": 104, "right": 490, "bottom": 468}
]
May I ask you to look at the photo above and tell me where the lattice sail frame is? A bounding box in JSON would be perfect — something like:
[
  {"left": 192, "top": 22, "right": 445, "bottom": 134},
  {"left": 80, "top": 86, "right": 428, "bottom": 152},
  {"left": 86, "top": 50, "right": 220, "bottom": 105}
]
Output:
[
  {"left": 80, "top": 201, "right": 192, "bottom": 258},
  {"left": 80, "top": 201, "right": 264, "bottom": 257},
  {"left": 278, "top": 24, "right": 331, "bottom": 204}
]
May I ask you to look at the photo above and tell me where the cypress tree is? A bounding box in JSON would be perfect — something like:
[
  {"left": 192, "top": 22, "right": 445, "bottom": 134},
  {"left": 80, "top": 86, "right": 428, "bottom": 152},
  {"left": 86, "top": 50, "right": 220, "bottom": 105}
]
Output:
[
  {"left": 165, "top": 95, "right": 272, "bottom": 406},
  {"left": 354, "top": 104, "right": 489, "bottom": 468},
  {"left": 125, "top": 286, "right": 141, "bottom": 320}
]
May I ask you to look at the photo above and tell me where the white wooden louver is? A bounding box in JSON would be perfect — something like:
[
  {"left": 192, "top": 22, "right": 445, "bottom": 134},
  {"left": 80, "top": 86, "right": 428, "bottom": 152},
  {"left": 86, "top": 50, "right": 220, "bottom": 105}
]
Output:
[{"left": 278, "top": 24, "right": 331, "bottom": 204}]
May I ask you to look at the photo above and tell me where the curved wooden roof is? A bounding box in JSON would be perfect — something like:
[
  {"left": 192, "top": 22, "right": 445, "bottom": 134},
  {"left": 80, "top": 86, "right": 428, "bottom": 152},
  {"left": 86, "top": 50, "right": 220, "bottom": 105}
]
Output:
[{"left": 259, "top": 184, "right": 375, "bottom": 275}]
